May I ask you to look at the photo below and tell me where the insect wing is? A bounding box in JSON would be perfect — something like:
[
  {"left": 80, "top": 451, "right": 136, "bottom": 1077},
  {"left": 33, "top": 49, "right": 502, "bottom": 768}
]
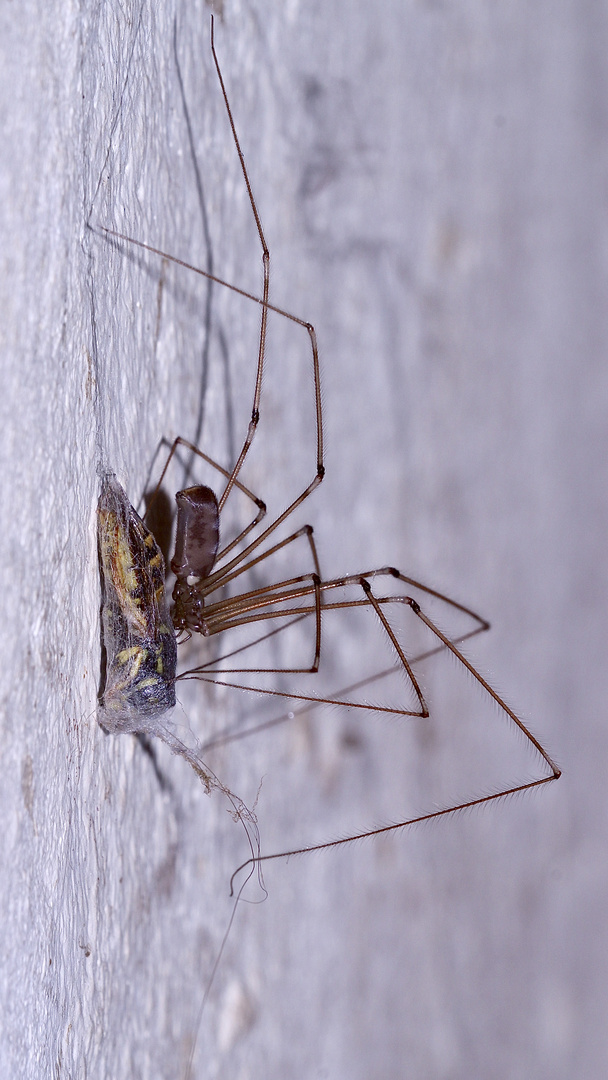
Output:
[{"left": 97, "top": 475, "right": 177, "bottom": 731}]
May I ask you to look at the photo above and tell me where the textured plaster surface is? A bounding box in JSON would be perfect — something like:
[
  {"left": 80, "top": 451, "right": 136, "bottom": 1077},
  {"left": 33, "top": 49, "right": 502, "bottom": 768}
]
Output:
[{"left": 0, "top": 1, "right": 605, "bottom": 1077}]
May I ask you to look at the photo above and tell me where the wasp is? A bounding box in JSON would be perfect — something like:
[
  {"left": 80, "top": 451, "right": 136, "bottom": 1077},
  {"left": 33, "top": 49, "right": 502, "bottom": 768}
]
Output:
[{"left": 98, "top": 473, "right": 177, "bottom": 732}]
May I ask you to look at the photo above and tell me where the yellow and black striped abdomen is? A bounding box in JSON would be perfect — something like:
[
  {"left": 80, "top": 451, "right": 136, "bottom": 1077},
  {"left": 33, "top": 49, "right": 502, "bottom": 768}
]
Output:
[{"left": 98, "top": 475, "right": 177, "bottom": 731}]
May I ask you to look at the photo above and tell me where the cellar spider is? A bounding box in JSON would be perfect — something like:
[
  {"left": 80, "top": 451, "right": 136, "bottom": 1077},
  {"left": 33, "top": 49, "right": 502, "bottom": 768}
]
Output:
[{"left": 97, "top": 15, "right": 560, "bottom": 895}]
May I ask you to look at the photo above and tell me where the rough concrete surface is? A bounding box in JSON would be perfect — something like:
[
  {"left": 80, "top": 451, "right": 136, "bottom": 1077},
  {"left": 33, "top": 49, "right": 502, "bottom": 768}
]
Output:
[{"left": 0, "top": 1, "right": 606, "bottom": 1077}]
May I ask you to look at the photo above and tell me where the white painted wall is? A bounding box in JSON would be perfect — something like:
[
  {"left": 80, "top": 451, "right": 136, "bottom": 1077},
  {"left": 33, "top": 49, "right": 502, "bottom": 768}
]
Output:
[{"left": 0, "top": 1, "right": 605, "bottom": 1077}]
